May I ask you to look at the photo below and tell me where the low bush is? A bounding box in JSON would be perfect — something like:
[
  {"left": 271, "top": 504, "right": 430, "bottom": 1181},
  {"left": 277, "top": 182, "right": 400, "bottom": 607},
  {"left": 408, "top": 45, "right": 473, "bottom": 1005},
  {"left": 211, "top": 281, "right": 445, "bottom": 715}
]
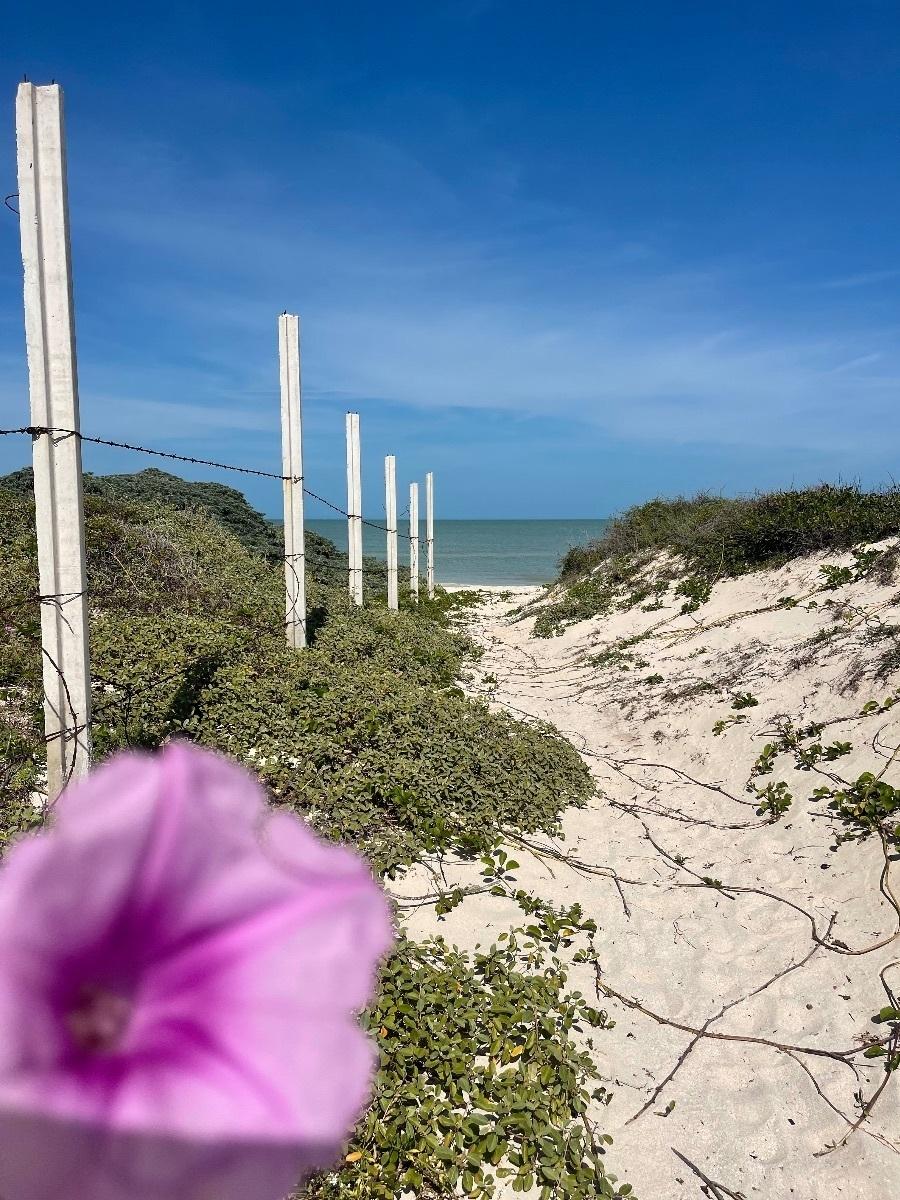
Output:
[
  {"left": 0, "top": 465, "right": 386, "bottom": 586},
  {"left": 309, "top": 911, "right": 627, "bottom": 1200},
  {"left": 560, "top": 485, "right": 900, "bottom": 581},
  {"left": 0, "top": 487, "right": 592, "bottom": 875},
  {"left": 540, "top": 484, "right": 900, "bottom": 636}
]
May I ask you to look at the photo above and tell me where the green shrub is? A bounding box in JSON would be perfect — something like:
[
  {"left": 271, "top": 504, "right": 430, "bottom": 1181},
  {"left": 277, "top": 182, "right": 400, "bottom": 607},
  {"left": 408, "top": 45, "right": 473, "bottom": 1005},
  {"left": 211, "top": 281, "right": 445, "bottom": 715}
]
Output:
[
  {"left": 0, "top": 465, "right": 382, "bottom": 585},
  {"left": 88, "top": 610, "right": 588, "bottom": 876},
  {"left": 542, "top": 484, "right": 900, "bottom": 635},
  {"left": 0, "top": 487, "right": 592, "bottom": 875},
  {"left": 561, "top": 484, "right": 900, "bottom": 582},
  {"left": 533, "top": 559, "right": 646, "bottom": 638},
  {"left": 307, "top": 919, "right": 627, "bottom": 1200}
]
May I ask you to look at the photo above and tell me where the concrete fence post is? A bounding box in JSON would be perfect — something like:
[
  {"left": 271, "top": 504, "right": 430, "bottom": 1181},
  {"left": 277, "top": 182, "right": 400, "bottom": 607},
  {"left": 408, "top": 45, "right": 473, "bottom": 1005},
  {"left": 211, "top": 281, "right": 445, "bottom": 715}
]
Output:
[
  {"left": 385, "top": 455, "right": 398, "bottom": 611},
  {"left": 353, "top": 415, "right": 363, "bottom": 603},
  {"left": 425, "top": 470, "right": 435, "bottom": 599},
  {"left": 345, "top": 413, "right": 363, "bottom": 605},
  {"left": 345, "top": 414, "right": 355, "bottom": 600},
  {"left": 409, "top": 482, "right": 419, "bottom": 602},
  {"left": 16, "top": 82, "right": 92, "bottom": 800},
  {"left": 278, "top": 313, "right": 306, "bottom": 648}
]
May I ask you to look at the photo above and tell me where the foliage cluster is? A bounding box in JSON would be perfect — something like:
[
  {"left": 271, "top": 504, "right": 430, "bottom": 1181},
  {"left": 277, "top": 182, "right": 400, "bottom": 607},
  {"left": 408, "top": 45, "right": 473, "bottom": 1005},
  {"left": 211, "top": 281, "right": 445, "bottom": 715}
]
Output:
[
  {"left": 0, "top": 465, "right": 387, "bottom": 587},
  {"left": 560, "top": 485, "right": 900, "bottom": 581},
  {"left": 739, "top": 714, "right": 900, "bottom": 847},
  {"left": 537, "top": 484, "right": 900, "bottom": 636},
  {"left": 0, "top": 488, "right": 590, "bottom": 874},
  {"left": 532, "top": 556, "right": 660, "bottom": 638},
  {"left": 311, "top": 894, "right": 628, "bottom": 1200},
  {"left": 713, "top": 703, "right": 900, "bottom": 1106},
  {"left": 1, "top": 465, "right": 282, "bottom": 558}
]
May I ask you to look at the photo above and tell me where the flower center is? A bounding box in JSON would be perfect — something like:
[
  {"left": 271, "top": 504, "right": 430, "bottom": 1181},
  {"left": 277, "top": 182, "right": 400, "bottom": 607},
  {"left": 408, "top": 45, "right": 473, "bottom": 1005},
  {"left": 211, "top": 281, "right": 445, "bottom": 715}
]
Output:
[{"left": 67, "top": 983, "right": 133, "bottom": 1053}]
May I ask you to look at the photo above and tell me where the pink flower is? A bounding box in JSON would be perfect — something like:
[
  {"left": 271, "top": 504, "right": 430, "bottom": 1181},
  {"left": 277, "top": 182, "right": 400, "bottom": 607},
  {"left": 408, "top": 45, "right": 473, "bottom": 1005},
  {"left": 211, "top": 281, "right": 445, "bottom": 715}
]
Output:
[{"left": 0, "top": 743, "right": 392, "bottom": 1200}]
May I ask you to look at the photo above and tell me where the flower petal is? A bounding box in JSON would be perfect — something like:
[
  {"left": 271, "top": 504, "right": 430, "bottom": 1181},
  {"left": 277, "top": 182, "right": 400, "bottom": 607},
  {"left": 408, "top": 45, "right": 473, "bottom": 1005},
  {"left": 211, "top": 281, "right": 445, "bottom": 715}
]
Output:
[{"left": 0, "top": 743, "right": 393, "bottom": 1199}]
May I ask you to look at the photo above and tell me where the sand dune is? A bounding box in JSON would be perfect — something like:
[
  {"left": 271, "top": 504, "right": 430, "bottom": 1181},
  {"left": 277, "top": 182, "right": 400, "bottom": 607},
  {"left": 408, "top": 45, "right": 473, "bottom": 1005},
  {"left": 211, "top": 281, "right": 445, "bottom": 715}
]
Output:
[{"left": 396, "top": 547, "right": 900, "bottom": 1199}]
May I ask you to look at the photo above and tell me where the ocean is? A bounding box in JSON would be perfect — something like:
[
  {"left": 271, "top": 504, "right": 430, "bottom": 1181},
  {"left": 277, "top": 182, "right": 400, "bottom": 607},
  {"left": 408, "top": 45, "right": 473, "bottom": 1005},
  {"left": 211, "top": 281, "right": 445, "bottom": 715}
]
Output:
[{"left": 306, "top": 519, "right": 610, "bottom": 587}]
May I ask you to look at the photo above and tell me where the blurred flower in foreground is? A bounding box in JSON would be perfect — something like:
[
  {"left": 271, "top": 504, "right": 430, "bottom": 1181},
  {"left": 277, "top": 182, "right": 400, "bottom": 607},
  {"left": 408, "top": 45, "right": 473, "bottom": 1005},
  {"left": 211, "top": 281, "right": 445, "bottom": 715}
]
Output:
[{"left": 0, "top": 743, "right": 392, "bottom": 1200}]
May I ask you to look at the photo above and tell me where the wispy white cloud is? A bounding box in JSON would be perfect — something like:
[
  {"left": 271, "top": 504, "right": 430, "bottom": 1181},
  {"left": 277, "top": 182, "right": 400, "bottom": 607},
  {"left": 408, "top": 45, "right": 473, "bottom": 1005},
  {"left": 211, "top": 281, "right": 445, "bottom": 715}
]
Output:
[
  {"left": 308, "top": 302, "right": 896, "bottom": 453},
  {"left": 827, "top": 352, "right": 883, "bottom": 374},
  {"left": 4, "top": 120, "right": 900, "bottom": 472},
  {"left": 819, "top": 269, "right": 900, "bottom": 290}
]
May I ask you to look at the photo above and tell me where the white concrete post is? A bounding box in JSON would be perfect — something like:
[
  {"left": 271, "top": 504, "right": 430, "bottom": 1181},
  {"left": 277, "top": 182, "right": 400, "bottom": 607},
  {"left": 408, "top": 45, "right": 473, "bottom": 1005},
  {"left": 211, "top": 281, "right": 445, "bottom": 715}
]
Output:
[
  {"left": 345, "top": 412, "right": 363, "bottom": 605},
  {"left": 425, "top": 470, "right": 435, "bottom": 599},
  {"left": 353, "top": 416, "right": 363, "bottom": 603},
  {"left": 409, "top": 482, "right": 419, "bottom": 602},
  {"left": 279, "top": 313, "right": 306, "bottom": 648},
  {"left": 16, "top": 82, "right": 92, "bottom": 800},
  {"left": 345, "top": 413, "right": 356, "bottom": 600},
  {"left": 385, "top": 455, "right": 398, "bottom": 611}
]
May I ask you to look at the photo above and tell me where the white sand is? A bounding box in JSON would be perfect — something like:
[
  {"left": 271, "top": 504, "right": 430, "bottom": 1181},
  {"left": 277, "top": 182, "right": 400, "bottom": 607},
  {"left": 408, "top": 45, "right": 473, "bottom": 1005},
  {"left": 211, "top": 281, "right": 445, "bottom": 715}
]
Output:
[{"left": 402, "top": 549, "right": 900, "bottom": 1199}]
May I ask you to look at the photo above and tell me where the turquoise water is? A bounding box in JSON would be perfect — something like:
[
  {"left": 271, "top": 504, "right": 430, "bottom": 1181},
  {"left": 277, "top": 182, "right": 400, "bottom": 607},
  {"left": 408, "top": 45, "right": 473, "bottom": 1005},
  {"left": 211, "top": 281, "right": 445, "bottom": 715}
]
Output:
[{"left": 307, "top": 519, "right": 610, "bottom": 586}]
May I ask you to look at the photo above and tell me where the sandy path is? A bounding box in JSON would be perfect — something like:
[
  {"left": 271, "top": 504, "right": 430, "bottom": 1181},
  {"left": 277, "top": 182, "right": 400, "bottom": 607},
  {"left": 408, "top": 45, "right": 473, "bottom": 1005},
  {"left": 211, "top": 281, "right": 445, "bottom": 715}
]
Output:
[{"left": 398, "top": 557, "right": 900, "bottom": 1200}]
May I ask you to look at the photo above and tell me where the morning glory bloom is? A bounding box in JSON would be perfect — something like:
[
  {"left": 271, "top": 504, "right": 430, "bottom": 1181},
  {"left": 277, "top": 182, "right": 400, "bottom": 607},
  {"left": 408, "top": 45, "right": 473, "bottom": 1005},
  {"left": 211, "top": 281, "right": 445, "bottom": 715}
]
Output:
[{"left": 0, "top": 743, "right": 392, "bottom": 1200}]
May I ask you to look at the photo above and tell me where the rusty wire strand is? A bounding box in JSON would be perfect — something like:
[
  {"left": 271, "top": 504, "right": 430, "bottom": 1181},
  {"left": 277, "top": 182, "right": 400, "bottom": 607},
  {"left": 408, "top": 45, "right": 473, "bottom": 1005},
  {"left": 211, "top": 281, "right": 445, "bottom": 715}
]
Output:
[{"left": 0, "top": 425, "right": 393, "bottom": 531}]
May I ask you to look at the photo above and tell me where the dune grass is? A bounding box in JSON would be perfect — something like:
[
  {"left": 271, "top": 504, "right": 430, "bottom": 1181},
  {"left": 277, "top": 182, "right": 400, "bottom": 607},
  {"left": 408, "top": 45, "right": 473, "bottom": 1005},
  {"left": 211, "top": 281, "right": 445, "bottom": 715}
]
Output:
[
  {"left": 562, "top": 484, "right": 900, "bottom": 578},
  {"left": 535, "top": 484, "right": 900, "bottom": 637}
]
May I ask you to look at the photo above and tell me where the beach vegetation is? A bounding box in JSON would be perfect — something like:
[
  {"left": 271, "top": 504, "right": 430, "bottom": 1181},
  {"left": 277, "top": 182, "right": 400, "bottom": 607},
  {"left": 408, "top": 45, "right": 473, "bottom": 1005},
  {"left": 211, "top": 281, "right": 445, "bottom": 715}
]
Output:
[
  {"left": 560, "top": 485, "right": 900, "bottom": 581},
  {"left": 0, "top": 486, "right": 591, "bottom": 873},
  {"left": 712, "top": 715, "right": 747, "bottom": 735},
  {"left": 0, "top": 465, "right": 386, "bottom": 586},
  {"left": 316, "top": 900, "right": 629, "bottom": 1200},
  {"left": 589, "top": 647, "right": 648, "bottom": 672},
  {"left": 536, "top": 484, "right": 900, "bottom": 636}
]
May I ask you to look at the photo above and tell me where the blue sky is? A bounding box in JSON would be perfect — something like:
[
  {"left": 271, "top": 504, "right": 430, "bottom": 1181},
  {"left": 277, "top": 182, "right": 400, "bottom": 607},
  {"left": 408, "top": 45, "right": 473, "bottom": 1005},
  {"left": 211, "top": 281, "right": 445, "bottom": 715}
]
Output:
[{"left": 2, "top": 2, "right": 900, "bottom": 518}]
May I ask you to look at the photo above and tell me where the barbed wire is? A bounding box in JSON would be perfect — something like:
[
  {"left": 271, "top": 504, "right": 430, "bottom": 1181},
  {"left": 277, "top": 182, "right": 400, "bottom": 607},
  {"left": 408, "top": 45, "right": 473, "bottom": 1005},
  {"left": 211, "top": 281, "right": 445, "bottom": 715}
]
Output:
[
  {"left": 2, "top": 424, "right": 296, "bottom": 482},
  {"left": 0, "top": 390, "right": 429, "bottom": 801},
  {"left": 0, "top": 425, "right": 395, "bottom": 532},
  {"left": 0, "top": 589, "right": 87, "bottom": 621},
  {"left": 0, "top": 426, "right": 421, "bottom": 635},
  {"left": 0, "top": 607, "right": 89, "bottom": 801}
]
